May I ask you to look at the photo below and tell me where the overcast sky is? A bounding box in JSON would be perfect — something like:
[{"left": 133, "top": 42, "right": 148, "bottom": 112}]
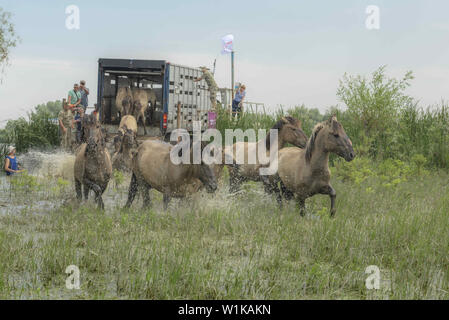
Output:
[{"left": 0, "top": 0, "right": 448, "bottom": 125}]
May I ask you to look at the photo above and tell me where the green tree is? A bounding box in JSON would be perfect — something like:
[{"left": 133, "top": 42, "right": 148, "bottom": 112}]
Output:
[
  {"left": 336, "top": 66, "right": 416, "bottom": 159},
  {"left": 0, "top": 7, "right": 20, "bottom": 77},
  {"left": 0, "top": 100, "right": 61, "bottom": 152},
  {"left": 35, "top": 100, "right": 63, "bottom": 118}
]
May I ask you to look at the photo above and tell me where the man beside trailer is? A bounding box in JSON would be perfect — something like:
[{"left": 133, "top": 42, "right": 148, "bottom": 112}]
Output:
[{"left": 194, "top": 66, "right": 218, "bottom": 111}]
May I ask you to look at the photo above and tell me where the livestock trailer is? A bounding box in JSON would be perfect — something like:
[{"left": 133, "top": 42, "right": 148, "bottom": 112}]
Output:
[{"left": 97, "top": 58, "right": 212, "bottom": 137}]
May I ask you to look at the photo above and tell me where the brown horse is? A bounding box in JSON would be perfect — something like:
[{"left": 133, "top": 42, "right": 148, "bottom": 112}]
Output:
[
  {"left": 112, "top": 128, "right": 137, "bottom": 172},
  {"left": 263, "top": 116, "right": 355, "bottom": 217},
  {"left": 113, "top": 115, "right": 138, "bottom": 156},
  {"left": 124, "top": 139, "right": 217, "bottom": 210},
  {"left": 118, "top": 115, "right": 138, "bottom": 135},
  {"left": 116, "top": 87, "right": 133, "bottom": 117},
  {"left": 224, "top": 116, "right": 308, "bottom": 193},
  {"left": 74, "top": 114, "right": 112, "bottom": 209},
  {"left": 146, "top": 89, "right": 157, "bottom": 123},
  {"left": 131, "top": 88, "right": 149, "bottom": 135}
]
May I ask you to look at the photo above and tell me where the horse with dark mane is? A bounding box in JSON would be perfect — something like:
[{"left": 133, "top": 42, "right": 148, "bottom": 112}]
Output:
[
  {"left": 224, "top": 116, "right": 308, "bottom": 193},
  {"left": 74, "top": 113, "right": 112, "bottom": 209},
  {"left": 262, "top": 116, "right": 355, "bottom": 217},
  {"left": 124, "top": 139, "right": 217, "bottom": 210}
]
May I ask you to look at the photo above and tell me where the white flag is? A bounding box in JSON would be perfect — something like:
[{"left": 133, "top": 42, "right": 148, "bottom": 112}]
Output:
[{"left": 221, "top": 34, "right": 234, "bottom": 54}]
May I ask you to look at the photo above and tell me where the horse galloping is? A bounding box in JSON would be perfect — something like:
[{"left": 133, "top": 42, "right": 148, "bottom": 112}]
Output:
[{"left": 263, "top": 115, "right": 355, "bottom": 217}]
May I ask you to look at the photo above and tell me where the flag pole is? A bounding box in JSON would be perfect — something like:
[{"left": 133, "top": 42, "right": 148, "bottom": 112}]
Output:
[{"left": 231, "top": 50, "right": 235, "bottom": 100}]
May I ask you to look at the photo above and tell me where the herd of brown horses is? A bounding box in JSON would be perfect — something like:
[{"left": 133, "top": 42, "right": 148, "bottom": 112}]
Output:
[{"left": 73, "top": 113, "right": 355, "bottom": 217}]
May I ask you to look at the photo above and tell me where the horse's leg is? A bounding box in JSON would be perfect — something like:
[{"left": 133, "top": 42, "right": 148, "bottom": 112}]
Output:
[
  {"left": 93, "top": 184, "right": 104, "bottom": 210},
  {"left": 97, "top": 192, "right": 105, "bottom": 210},
  {"left": 228, "top": 165, "right": 242, "bottom": 193},
  {"left": 261, "top": 175, "right": 274, "bottom": 194},
  {"left": 280, "top": 180, "right": 294, "bottom": 201},
  {"left": 319, "top": 185, "right": 337, "bottom": 217},
  {"left": 296, "top": 197, "right": 306, "bottom": 217},
  {"left": 140, "top": 111, "right": 147, "bottom": 135},
  {"left": 75, "top": 179, "right": 82, "bottom": 200},
  {"left": 124, "top": 173, "right": 138, "bottom": 208},
  {"left": 261, "top": 175, "right": 283, "bottom": 208},
  {"left": 83, "top": 184, "right": 89, "bottom": 200},
  {"left": 141, "top": 181, "right": 152, "bottom": 209},
  {"left": 84, "top": 178, "right": 103, "bottom": 210},
  {"left": 163, "top": 194, "right": 171, "bottom": 211}
]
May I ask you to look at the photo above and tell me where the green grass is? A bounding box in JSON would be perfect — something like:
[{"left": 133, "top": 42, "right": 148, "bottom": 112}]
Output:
[{"left": 0, "top": 167, "right": 448, "bottom": 299}]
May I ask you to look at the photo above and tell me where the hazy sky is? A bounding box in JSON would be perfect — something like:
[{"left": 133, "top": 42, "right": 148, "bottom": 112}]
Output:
[{"left": 0, "top": 0, "right": 448, "bottom": 125}]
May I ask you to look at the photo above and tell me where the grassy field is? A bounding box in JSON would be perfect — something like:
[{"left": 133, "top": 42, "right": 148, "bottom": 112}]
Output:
[{"left": 0, "top": 161, "right": 448, "bottom": 299}]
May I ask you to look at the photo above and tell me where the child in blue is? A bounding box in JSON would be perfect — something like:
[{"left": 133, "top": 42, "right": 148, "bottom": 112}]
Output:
[{"left": 4, "top": 146, "right": 21, "bottom": 176}]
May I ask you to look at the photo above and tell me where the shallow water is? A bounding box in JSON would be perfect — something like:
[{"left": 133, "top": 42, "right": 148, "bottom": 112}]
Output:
[
  {"left": 0, "top": 149, "right": 76, "bottom": 215},
  {"left": 0, "top": 147, "right": 282, "bottom": 216},
  {"left": 19, "top": 149, "right": 76, "bottom": 180}
]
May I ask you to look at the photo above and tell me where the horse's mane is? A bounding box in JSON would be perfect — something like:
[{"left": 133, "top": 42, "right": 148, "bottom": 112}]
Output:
[
  {"left": 305, "top": 122, "right": 324, "bottom": 163},
  {"left": 265, "top": 116, "right": 298, "bottom": 150}
]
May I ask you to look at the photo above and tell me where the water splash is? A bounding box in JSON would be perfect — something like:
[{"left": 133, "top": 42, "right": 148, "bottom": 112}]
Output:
[{"left": 18, "top": 149, "right": 76, "bottom": 180}]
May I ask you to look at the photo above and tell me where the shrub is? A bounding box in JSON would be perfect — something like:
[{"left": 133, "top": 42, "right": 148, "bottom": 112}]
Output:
[{"left": 0, "top": 101, "right": 60, "bottom": 152}]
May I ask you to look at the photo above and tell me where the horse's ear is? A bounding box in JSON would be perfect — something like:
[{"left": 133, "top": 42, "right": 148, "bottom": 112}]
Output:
[
  {"left": 281, "top": 117, "right": 288, "bottom": 124},
  {"left": 328, "top": 115, "right": 339, "bottom": 133},
  {"left": 328, "top": 114, "right": 337, "bottom": 123},
  {"left": 289, "top": 117, "right": 301, "bottom": 128}
]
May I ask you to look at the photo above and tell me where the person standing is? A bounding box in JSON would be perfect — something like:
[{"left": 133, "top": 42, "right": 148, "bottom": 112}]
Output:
[
  {"left": 58, "top": 102, "right": 75, "bottom": 150},
  {"left": 79, "top": 80, "right": 90, "bottom": 111},
  {"left": 4, "top": 146, "right": 22, "bottom": 176},
  {"left": 194, "top": 67, "right": 218, "bottom": 111},
  {"left": 67, "top": 83, "right": 81, "bottom": 110},
  {"left": 232, "top": 84, "right": 246, "bottom": 118},
  {"left": 74, "top": 107, "right": 85, "bottom": 144}
]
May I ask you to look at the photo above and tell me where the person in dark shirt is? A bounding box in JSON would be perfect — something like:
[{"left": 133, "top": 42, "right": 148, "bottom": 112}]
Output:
[
  {"left": 74, "top": 107, "right": 85, "bottom": 144},
  {"left": 79, "top": 80, "right": 89, "bottom": 111}
]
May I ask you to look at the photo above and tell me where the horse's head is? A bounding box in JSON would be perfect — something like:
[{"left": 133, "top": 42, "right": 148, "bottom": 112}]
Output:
[
  {"left": 273, "top": 116, "right": 308, "bottom": 148},
  {"left": 195, "top": 141, "right": 217, "bottom": 193},
  {"left": 198, "top": 161, "right": 218, "bottom": 193},
  {"left": 175, "top": 138, "right": 218, "bottom": 193},
  {"left": 122, "top": 95, "right": 133, "bottom": 115},
  {"left": 132, "top": 100, "right": 141, "bottom": 117},
  {"left": 122, "top": 128, "right": 136, "bottom": 149},
  {"left": 113, "top": 132, "right": 123, "bottom": 153},
  {"left": 84, "top": 114, "right": 105, "bottom": 153},
  {"left": 323, "top": 115, "right": 355, "bottom": 162}
]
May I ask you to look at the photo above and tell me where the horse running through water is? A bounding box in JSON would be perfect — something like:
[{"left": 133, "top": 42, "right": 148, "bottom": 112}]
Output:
[
  {"left": 263, "top": 115, "right": 355, "bottom": 217},
  {"left": 224, "top": 116, "right": 308, "bottom": 193},
  {"left": 74, "top": 114, "right": 112, "bottom": 209},
  {"left": 112, "top": 127, "right": 137, "bottom": 172},
  {"left": 124, "top": 139, "right": 217, "bottom": 210},
  {"left": 112, "top": 115, "right": 138, "bottom": 172}
]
